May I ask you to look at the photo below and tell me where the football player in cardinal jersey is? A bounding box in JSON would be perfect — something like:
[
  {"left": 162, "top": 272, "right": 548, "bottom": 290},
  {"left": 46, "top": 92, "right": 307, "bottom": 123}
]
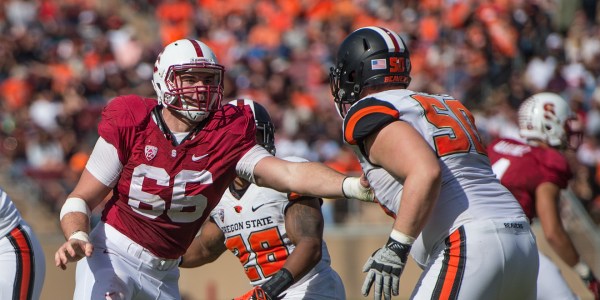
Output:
[
  {"left": 0, "top": 187, "right": 45, "bottom": 300},
  {"left": 488, "top": 92, "right": 600, "bottom": 300},
  {"left": 53, "top": 39, "right": 372, "bottom": 299},
  {"left": 329, "top": 26, "right": 538, "bottom": 300},
  {"left": 180, "top": 99, "right": 346, "bottom": 300}
]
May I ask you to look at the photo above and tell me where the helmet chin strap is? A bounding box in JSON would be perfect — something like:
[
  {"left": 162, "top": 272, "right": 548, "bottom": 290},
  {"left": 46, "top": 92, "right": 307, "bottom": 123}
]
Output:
[
  {"left": 168, "top": 97, "right": 209, "bottom": 122},
  {"left": 179, "top": 108, "right": 208, "bottom": 122}
]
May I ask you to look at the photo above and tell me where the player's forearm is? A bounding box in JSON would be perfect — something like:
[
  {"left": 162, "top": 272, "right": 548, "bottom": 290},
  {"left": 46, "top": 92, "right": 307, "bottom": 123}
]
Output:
[
  {"left": 60, "top": 213, "right": 90, "bottom": 240},
  {"left": 281, "top": 238, "right": 322, "bottom": 280},
  {"left": 59, "top": 196, "right": 93, "bottom": 240},
  {"left": 285, "top": 162, "right": 346, "bottom": 198},
  {"left": 180, "top": 234, "right": 226, "bottom": 268},
  {"left": 394, "top": 176, "right": 440, "bottom": 238},
  {"left": 547, "top": 232, "right": 579, "bottom": 267},
  {"left": 393, "top": 172, "right": 440, "bottom": 237},
  {"left": 180, "top": 248, "right": 223, "bottom": 268}
]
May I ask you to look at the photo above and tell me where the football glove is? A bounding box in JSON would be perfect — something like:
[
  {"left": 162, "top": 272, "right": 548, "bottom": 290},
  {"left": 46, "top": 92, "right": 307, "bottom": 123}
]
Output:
[
  {"left": 361, "top": 236, "right": 412, "bottom": 300},
  {"left": 233, "top": 268, "right": 293, "bottom": 300},
  {"left": 233, "top": 286, "right": 270, "bottom": 300}
]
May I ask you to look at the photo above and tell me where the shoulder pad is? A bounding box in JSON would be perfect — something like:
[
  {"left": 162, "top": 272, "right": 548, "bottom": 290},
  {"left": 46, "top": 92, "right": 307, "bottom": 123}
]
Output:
[
  {"left": 100, "top": 95, "right": 158, "bottom": 129},
  {"left": 343, "top": 97, "right": 399, "bottom": 145}
]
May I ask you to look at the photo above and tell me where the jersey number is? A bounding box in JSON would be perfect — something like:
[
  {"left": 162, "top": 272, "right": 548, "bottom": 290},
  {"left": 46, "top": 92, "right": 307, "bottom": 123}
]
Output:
[
  {"left": 128, "top": 164, "right": 211, "bottom": 223},
  {"left": 226, "top": 227, "right": 289, "bottom": 282},
  {"left": 412, "top": 94, "right": 486, "bottom": 157},
  {"left": 491, "top": 158, "right": 511, "bottom": 180}
]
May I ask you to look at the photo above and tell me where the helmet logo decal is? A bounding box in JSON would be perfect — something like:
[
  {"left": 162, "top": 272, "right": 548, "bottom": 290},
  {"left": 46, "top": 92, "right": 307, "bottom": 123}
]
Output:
[
  {"left": 384, "top": 75, "right": 410, "bottom": 84},
  {"left": 390, "top": 58, "right": 407, "bottom": 72},
  {"left": 145, "top": 145, "right": 158, "bottom": 161},
  {"left": 543, "top": 103, "right": 556, "bottom": 120},
  {"left": 371, "top": 59, "right": 387, "bottom": 70}
]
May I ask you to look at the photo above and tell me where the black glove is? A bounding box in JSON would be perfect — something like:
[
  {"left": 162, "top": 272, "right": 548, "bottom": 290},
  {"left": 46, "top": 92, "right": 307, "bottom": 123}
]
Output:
[{"left": 361, "top": 236, "right": 412, "bottom": 300}]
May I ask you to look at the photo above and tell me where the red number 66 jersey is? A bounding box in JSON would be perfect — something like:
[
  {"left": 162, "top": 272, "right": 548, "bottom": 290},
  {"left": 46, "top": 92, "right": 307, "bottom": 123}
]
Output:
[{"left": 98, "top": 95, "right": 256, "bottom": 259}]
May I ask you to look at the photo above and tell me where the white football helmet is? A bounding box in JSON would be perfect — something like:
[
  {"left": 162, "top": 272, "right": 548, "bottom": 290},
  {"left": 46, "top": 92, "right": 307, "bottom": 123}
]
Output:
[
  {"left": 518, "top": 92, "right": 582, "bottom": 148},
  {"left": 152, "top": 39, "right": 225, "bottom": 122}
]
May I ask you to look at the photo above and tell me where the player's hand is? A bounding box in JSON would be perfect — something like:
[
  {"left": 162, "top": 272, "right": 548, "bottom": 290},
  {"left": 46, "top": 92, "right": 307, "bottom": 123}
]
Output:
[
  {"left": 342, "top": 175, "right": 375, "bottom": 202},
  {"left": 54, "top": 232, "right": 93, "bottom": 270},
  {"left": 361, "top": 237, "right": 411, "bottom": 300},
  {"left": 233, "top": 286, "right": 272, "bottom": 300},
  {"left": 575, "top": 261, "right": 600, "bottom": 300},
  {"left": 582, "top": 272, "right": 600, "bottom": 300}
]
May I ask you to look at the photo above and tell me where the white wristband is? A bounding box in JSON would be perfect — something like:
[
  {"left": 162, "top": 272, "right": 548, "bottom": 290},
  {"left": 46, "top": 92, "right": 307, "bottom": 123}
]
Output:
[
  {"left": 60, "top": 197, "right": 92, "bottom": 221},
  {"left": 390, "top": 229, "right": 416, "bottom": 245},
  {"left": 574, "top": 261, "right": 592, "bottom": 278},
  {"left": 342, "top": 177, "right": 374, "bottom": 201},
  {"left": 69, "top": 231, "right": 90, "bottom": 243}
]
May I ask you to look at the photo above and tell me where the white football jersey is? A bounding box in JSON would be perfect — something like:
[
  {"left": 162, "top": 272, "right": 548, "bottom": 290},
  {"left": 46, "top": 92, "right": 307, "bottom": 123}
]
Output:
[
  {"left": 210, "top": 157, "right": 332, "bottom": 287},
  {"left": 0, "top": 188, "right": 22, "bottom": 237},
  {"left": 342, "top": 89, "right": 526, "bottom": 264}
]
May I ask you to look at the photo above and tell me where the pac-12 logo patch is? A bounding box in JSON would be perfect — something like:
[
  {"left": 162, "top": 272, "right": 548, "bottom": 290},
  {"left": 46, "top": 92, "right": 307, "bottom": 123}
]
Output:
[
  {"left": 145, "top": 145, "right": 158, "bottom": 161},
  {"left": 217, "top": 208, "right": 224, "bottom": 222}
]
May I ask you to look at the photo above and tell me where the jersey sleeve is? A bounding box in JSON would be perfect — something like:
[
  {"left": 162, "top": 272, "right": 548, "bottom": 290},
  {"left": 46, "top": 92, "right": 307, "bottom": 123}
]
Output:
[
  {"left": 343, "top": 97, "right": 400, "bottom": 145},
  {"left": 538, "top": 149, "right": 572, "bottom": 189},
  {"left": 97, "top": 95, "right": 157, "bottom": 164}
]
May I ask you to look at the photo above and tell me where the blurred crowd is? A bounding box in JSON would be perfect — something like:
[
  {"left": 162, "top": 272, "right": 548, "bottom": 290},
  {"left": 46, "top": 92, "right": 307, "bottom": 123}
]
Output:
[{"left": 1, "top": 0, "right": 600, "bottom": 225}]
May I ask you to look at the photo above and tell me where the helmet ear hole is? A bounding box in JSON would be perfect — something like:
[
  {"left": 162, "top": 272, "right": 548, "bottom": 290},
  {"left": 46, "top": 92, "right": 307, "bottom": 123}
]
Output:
[{"left": 348, "top": 70, "right": 355, "bottom": 82}]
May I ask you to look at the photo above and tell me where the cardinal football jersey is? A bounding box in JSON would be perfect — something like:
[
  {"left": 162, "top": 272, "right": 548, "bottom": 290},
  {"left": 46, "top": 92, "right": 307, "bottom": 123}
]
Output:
[
  {"left": 342, "top": 89, "right": 525, "bottom": 260},
  {"left": 487, "top": 138, "right": 572, "bottom": 220},
  {"left": 210, "top": 157, "right": 332, "bottom": 287},
  {"left": 98, "top": 95, "right": 256, "bottom": 259}
]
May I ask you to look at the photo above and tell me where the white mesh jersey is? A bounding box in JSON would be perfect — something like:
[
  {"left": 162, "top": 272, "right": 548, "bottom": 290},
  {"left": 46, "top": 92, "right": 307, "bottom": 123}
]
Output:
[
  {"left": 342, "top": 89, "right": 526, "bottom": 263},
  {"left": 0, "top": 188, "right": 21, "bottom": 237},
  {"left": 210, "top": 156, "right": 332, "bottom": 287}
]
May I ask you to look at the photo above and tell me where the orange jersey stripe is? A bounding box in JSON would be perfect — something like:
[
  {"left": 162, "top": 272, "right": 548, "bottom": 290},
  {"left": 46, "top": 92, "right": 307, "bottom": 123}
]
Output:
[
  {"left": 344, "top": 106, "right": 399, "bottom": 144},
  {"left": 9, "top": 225, "right": 34, "bottom": 300}
]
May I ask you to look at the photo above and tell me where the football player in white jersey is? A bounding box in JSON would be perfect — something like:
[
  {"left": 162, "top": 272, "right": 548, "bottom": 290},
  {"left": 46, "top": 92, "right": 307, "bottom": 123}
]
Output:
[
  {"left": 0, "top": 187, "right": 45, "bottom": 300},
  {"left": 329, "top": 26, "right": 538, "bottom": 300},
  {"left": 181, "top": 99, "right": 345, "bottom": 300},
  {"left": 53, "top": 39, "right": 371, "bottom": 299}
]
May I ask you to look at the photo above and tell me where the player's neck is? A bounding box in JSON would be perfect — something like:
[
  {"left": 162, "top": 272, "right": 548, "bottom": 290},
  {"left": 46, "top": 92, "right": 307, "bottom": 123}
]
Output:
[
  {"left": 161, "top": 108, "right": 196, "bottom": 133},
  {"left": 229, "top": 177, "right": 251, "bottom": 200}
]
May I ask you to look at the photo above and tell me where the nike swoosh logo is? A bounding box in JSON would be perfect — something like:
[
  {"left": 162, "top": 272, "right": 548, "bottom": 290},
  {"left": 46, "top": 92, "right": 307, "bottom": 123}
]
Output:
[
  {"left": 251, "top": 203, "right": 267, "bottom": 212},
  {"left": 192, "top": 154, "right": 209, "bottom": 161}
]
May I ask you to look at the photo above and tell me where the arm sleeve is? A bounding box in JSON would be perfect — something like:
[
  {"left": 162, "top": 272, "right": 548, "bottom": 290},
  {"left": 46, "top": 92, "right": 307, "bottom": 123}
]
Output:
[
  {"left": 85, "top": 137, "right": 123, "bottom": 187},
  {"left": 235, "top": 145, "right": 272, "bottom": 184}
]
